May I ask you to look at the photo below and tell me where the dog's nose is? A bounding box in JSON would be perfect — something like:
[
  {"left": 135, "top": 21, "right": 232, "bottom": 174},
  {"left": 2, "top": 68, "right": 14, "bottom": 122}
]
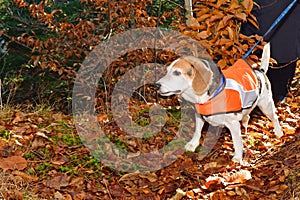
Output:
[{"left": 155, "top": 82, "right": 161, "bottom": 89}]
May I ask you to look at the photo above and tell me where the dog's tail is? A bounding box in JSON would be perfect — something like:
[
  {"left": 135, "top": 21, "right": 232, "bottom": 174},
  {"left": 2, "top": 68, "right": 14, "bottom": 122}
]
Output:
[{"left": 260, "top": 42, "right": 270, "bottom": 73}]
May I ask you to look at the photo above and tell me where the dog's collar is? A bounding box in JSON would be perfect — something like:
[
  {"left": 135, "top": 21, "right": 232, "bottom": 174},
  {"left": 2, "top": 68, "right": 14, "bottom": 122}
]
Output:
[{"left": 209, "top": 75, "right": 226, "bottom": 99}]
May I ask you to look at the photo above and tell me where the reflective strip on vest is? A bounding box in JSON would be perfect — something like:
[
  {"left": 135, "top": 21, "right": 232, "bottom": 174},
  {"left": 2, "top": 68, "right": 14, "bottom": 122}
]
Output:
[{"left": 195, "top": 59, "right": 259, "bottom": 116}]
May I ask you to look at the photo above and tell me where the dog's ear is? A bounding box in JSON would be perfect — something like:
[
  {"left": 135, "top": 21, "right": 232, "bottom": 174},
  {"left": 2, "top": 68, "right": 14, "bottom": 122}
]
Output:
[{"left": 183, "top": 56, "right": 213, "bottom": 95}]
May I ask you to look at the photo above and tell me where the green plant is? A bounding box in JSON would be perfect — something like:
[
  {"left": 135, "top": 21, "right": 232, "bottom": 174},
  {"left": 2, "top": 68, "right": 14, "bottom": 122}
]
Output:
[
  {"left": 24, "top": 152, "right": 35, "bottom": 159},
  {"left": 35, "top": 162, "right": 53, "bottom": 177},
  {"left": 0, "top": 129, "right": 11, "bottom": 140},
  {"left": 246, "top": 136, "right": 259, "bottom": 147}
]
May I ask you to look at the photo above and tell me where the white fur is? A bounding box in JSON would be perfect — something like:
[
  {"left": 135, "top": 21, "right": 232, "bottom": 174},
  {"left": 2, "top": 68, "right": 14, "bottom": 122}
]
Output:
[{"left": 156, "top": 43, "right": 283, "bottom": 163}]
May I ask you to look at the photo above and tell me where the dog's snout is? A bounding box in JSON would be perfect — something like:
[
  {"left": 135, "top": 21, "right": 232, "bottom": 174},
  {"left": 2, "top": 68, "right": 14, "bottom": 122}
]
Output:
[{"left": 155, "top": 82, "right": 161, "bottom": 89}]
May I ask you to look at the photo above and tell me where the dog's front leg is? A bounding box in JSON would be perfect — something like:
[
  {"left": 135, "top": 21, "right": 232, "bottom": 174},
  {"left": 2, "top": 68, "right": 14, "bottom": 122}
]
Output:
[
  {"left": 185, "top": 114, "right": 204, "bottom": 152},
  {"left": 226, "top": 120, "right": 243, "bottom": 163}
]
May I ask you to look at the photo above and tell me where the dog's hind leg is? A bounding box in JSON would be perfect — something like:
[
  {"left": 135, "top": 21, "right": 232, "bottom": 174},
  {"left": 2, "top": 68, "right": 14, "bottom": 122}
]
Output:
[
  {"left": 185, "top": 114, "right": 204, "bottom": 152},
  {"left": 258, "top": 101, "right": 283, "bottom": 138},
  {"left": 241, "top": 114, "right": 250, "bottom": 135},
  {"left": 257, "top": 83, "right": 283, "bottom": 138}
]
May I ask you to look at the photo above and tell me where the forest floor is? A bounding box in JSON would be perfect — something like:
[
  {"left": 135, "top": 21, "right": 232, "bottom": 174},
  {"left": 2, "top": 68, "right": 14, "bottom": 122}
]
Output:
[{"left": 0, "top": 64, "right": 299, "bottom": 200}]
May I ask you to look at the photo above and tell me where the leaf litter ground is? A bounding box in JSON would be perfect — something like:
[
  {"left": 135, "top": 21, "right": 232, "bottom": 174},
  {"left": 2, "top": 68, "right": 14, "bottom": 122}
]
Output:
[{"left": 0, "top": 65, "right": 299, "bottom": 199}]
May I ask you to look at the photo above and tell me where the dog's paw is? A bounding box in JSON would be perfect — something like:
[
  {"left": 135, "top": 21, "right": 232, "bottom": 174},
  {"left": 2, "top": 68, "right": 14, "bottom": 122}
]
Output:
[
  {"left": 232, "top": 156, "right": 243, "bottom": 164},
  {"left": 184, "top": 142, "right": 198, "bottom": 152},
  {"left": 275, "top": 130, "right": 284, "bottom": 138}
]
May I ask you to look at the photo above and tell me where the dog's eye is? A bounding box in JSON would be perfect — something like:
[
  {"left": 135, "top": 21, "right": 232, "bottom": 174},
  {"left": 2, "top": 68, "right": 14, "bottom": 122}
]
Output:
[{"left": 173, "top": 70, "right": 181, "bottom": 76}]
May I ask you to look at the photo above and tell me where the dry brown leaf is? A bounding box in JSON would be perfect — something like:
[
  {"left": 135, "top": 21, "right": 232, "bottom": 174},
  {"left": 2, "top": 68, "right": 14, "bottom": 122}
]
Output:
[
  {"left": 169, "top": 189, "right": 186, "bottom": 200},
  {"left": 195, "top": 7, "right": 210, "bottom": 17},
  {"left": 0, "top": 156, "right": 27, "bottom": 170},
  {"left": 226, "top": 26, "right": 236, "bottom": 42},
  {"left": 218, "top": 59, "right": 228, "bottom": 69},
  {"left": 197, "top": 31, "right": 210, "bottom": 39},
  {"left": 222, "top": 15, "right": 234, "bottom": 26},
  {"left": 12, "top": 170, "right": 38, "bottom": 182},
  {"left": 209, "top": 11, "right": 224, "bottom": 23},
  {"left": 186, "top": 190, "right": 195, "bottom": 198},
  {"left": 268, "top": 184, "right": 289, "bottom": 194},
  {"left": 54, "top": 191, "right": 65, "bottom": 200},
  {"left": 7, "top": 189, "right": 24, "bottom": 200},
  {"left": 230, "top": 0, "right": 241, "bottom": 10},
  {"left": 279, "top": 176, "right": 285, "bottom": 183},
  {"left": 216, "top": 20, "right": 226, "bottom": 31},
  {"left": 189, "top": 17, "right": 201, "bottom": 28},
  {"left": 119, "top": 171, "right": 140, "bottom": 182},
  {"left": 45, "top": 174, "right": 69, "bottom": 190},
  {"left": 227, "top": 190, "right": 236, "bottom": 196},
  {"left": 223, "top": 170, "right": 252, "bottom": 184},
  {"left": 240, "top": 0, "right": 253, "bottom": 13},
  {"left": 69, "top": 177, "right": 85, "bottom": 187},
  {"left": 204, "top": 162, "right": 218, "bottom": 171},
  {"left": 197, "top": 14, "right": 211, "bottom": 22},
  {"left": 31, "top": 136, "right": 46, "bottom": 149},
  {"left": 12, "top": 112, "right": 23, "bottom": 124},
  {"left": 234, "top": 13, "right": 247, "bottom": 21},
  {"left": 138, "top": 171, "right": 158, "bottom": 183},
  {"left": 235, "top": 187, "right": 248, "bottom": 196},
  {"left": 204, "top": 178, "right": 222, "bottom": 190}
]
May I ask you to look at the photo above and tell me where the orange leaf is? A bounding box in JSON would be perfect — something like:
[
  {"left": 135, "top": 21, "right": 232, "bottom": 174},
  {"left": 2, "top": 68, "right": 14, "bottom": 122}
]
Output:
[
  {"left": 222, "top": 15, "right": 234, "bottom": 26},
  {"left": 197, "top": 14, "right": 210, "bottom": 22},
  {"left": 0, "top": 156, "right": 27, "bottom": 170},
  {"left": 240, "top": 0, "right": 253, "bottom": 13},
  {"left": 197, "top": 31, "right": 210, "bottom": 39},
  {"left": 235, "top": 13, "right": 247, "bottom": 21},
  {"left": 189, "top": 17, "right": 201, "bottom": 28},
  {"left": 226, "top": 26, "right": 236, "bottom": 42},
  {"left": 218, "top": 59, "right": 227, "bottom": 69}
]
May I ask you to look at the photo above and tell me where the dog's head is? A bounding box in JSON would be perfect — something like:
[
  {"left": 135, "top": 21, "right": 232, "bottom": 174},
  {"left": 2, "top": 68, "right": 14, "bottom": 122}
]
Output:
[{"left": 156, "top": 56, "right": 213, "bottom": 98}]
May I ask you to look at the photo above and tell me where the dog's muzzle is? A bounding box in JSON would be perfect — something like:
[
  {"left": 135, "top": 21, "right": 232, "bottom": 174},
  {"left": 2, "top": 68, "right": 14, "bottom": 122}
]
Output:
[{"left": 155, "top": 82, "right": 181, "bottom": 95}]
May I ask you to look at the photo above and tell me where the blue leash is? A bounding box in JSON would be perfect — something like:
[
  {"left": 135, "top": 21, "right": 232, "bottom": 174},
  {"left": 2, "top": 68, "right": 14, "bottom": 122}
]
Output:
[{"left": 242, "top": 0, "right": 297, "bottom": 60}]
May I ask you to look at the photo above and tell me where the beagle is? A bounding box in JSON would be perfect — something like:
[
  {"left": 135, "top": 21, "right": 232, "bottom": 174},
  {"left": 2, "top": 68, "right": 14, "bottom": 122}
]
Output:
[{"left": 156, "top": 43, "right": 283, "bottom": 163}]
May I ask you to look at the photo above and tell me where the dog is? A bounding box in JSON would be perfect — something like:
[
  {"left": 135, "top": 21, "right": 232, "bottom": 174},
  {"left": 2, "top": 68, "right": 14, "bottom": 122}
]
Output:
[{"left": 156, "top": 43, "right": 283, "bottom": 163}]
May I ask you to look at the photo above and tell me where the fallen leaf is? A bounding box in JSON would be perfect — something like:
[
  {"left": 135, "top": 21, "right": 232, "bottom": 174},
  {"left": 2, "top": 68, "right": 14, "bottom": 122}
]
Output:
[
  {"left": 54, "top": 191, "right": 64, "bottom": 200},
  {"left": 119, "top": 171, "right": 140, "bottom": 182},
  {"left": 69, "top": 177, "right": 85, "bottom": 190},
  {"left": 52, "top": 112, "right": 64, "bottom": 121},
  {"left": 36, "top": 131, "right": 49, "bottom": 139},
  {"left": 269, "top": 184, "right": 289, "bottom": 194},
  {"left": 197, "top": 31, "right": 210, "bottom": 39},
  {"left": 0, "top": 156, "right": 27, "bottom": 170},
  {"left": 203, "top": 178, "right": 223, "bottom": 190},
  {"left": 186, "top": 190, "right": 195, "bottom": 198},
  {"left": 279, "top": 176, "right": 285, "bottom": 183},
  {"left": 12, "top": 112, "right": 23, "bottom": 124},
  {"left": 227, "top": 190, "right": 236, "bottom": 196},
  {"left": 204, "top": 162, "right": 218, "bottom": 171},
  {"left": 12, "top": 170, "right": 38, "bottom": 182},
  {"left": 189, "top": 17, "right": 201, "bottom": 28},
  {"left": 31, "top": 137, "right": 46, "bottom": 149},
  {"left": 235, "top": 187, "right": 248, "bottom": 196},
  {"left": 45, "top": 174, "right": 69, "bottom": 190},
  {"left": 218, "top": 59, "right": 228, "bottom": 69},
  {"left": 142, "top": 188, "right": 151, "bottom": 194},
  {"left": 8, "top": 189, "right": 23, "bottom": 200},
  {"left": 169, "top": 189, "right": 186, "bottom": 200},
  {"left": 138, "top": 171, "right": 158, "bottom": 183}
]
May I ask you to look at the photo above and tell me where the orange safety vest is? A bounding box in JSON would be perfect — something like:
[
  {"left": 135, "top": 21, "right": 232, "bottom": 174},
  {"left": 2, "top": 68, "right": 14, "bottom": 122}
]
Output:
[{"left": 195, "top": 59, "right": 260, "bottom": 116}]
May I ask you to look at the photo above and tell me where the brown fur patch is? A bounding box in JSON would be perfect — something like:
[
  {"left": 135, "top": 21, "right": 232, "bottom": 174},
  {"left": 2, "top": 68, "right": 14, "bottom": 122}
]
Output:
[{"left": 180, "top": 56, "right": 213, "bottom": 95}]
